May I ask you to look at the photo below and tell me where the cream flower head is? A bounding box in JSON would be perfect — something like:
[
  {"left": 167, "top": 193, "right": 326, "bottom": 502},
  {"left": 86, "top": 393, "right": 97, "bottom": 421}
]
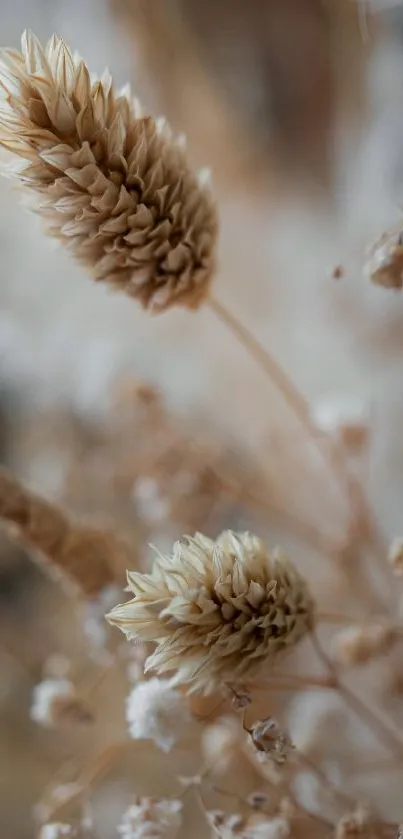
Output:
[
  {"left": 0, "top": 31, "right": 217, "bottom": 312},
  {"left": 107, "top": 531, "right": 314, "bottom": 694}
]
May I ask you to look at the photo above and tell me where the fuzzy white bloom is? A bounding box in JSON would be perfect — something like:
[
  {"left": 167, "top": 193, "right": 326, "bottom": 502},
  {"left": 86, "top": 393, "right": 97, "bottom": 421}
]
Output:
[
  {"left": 30, "top": 678, "right": 92, "bottom": 727},
  {"left": 30, "top": 678, "right": 76, "bottom": 727},
  {"left": 311, "top": 396, "right": 370, "bottom": 450},
  {"left": 247, "top": 817, "right": 290, "bottom": 839},
  {"left": 207, "top": 812, "right": 290, "bottom": 839},
  {"left": 117, "top": 798, "right": 182, "bottom": 839},
  {"left": 132, "top": 477, "right": 170, "bottom": 524},
  {"left": 126, "top": 677, "right": 191, "bottom": 752},
  {"left": 39, "top": 826, "right": 74, "bottom": 839}
]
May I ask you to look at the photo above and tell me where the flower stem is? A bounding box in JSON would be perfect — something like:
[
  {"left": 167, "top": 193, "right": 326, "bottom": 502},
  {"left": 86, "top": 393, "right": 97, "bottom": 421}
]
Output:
[
  {"left": 208, "top": 295, "right": 312, "bottom": 436},
  {"left": 311, "top": 631, "right": 403, "bottom": 760}
]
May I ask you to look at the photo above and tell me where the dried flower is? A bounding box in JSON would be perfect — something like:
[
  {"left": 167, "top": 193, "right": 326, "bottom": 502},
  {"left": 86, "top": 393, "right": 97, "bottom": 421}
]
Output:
[
  {"left": 125, "top": 677, "right": 192, "bottom": 752},
  {"left": 107, "top": 531, "right": 314, "bottom": 694},
  {"left": 202, "top": 715, "right": 243, "bottom": 771},
  {"left": 30, "top": 678, "right": 92, "bottom": 727},
  {"left": 365, "top": 229, "right": 403, "bottom": 289},
  {"left": 0, "top": 31, "right": 217, "bottom": 313},
  {"left": 332, "top": 624, "right": 396, "bottom": 666},
  {"left": 117, "top": 798, "right": 182, "bottom": 839},
  {"left": 388, "top": 538, "right": 403, "bottom": 576},
  {"left": 0, "top": 466, "right": 129, "bottom": 595},
  {"left": 39, "top": 827, "right": 74, "bottom": 839},
  {"left": 311, "top": 396, "right": 370, "bottom": 451},
  {"left": 207, "top": 812, "right": 290, "bottom": 839},
  {"left": 246, "top": 817, "right": 290, "bottom": 839},
  {"left": 334, "top": 808, "right": 375, "bottom": 839},
  {"left": 246, "top": 792, "right": 269, "bottom": 810},
  {"left": 248, "top": 717, "right": 295, "bottom": 765}
]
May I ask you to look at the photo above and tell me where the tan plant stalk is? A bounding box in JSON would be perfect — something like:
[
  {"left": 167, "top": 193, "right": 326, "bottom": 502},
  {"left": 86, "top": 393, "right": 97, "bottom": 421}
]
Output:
[
  {"left": 311, "top": 631, "right": 403, "bottom": 761},
  {"left": 0, "top": 466, "right": 130, "bottom": 595}
]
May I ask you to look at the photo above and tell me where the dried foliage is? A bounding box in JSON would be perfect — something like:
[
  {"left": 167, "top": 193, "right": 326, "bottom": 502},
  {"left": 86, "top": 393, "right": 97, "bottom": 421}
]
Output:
[
  {"left": 0, "top": 466, "right": 130, "bottom": 594},
  {"left": 1, "top": 17, "right": 403, "bottom": 839}
]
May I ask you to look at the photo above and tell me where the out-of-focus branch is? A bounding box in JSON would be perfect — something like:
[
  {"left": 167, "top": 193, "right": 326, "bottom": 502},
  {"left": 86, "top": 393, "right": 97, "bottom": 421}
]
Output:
[{"left": 0, "top": 467, "right": 132, "bottom": 596}]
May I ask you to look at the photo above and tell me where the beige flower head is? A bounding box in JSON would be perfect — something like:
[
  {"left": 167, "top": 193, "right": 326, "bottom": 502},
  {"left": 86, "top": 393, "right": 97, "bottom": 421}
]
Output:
[
  {"left": 0, "top": 31, "right": 217, "bottom": 312},
  {"left": 365, "top": 229, "right": 403, "bottom": 290},
  {"left": 107, "top": 531, "right": 314, "bottom": 694}
]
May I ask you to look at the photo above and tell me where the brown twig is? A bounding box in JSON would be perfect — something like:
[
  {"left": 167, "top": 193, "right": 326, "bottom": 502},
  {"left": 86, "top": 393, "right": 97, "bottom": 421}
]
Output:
[{"left": 0, "top": 467, "right": 132, "bottom": 596}]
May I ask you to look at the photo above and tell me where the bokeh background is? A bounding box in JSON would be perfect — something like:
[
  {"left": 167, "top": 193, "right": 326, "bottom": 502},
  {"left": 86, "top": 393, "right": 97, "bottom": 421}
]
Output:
[{"left": 2, "top": 1, "right": 403, "bottom": 836}]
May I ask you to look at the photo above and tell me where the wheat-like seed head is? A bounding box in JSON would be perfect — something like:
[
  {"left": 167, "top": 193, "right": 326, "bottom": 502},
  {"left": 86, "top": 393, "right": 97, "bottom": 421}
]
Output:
[
  {"left": 107, "top": 530, "right": 314, "bottom": 695},
  {"left": 0, "top": 31, "right": 217, "bottom": 312}
]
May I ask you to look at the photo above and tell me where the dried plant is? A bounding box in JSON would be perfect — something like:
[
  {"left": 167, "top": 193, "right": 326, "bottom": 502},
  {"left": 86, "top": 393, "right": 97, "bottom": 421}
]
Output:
[
  {"left": 0, "top": 31, "right": 217, "bottom": 312},
  {"left": 2, "top": 19, "right": 403, "bottom": 839},
  {"left": 107, "top": 531, "right": 314, "bottom": 694},
  {"left": 0, "top": 465, "right": 131, "bottom": 594}
]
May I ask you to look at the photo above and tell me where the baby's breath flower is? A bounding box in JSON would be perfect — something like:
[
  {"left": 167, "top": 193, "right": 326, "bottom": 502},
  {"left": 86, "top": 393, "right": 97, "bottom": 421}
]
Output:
[
  {"left": 30, "top": 678, "right": 92, "bottom": 727},
  {"left": 107, "top": 531, "right": 314, "bottom": 694},
  {"left": 39, "top": 827, "right": 74, "bottom": 839},
  {"left": 125, "top": 677, "right": 192, "bottom": 752},
  {"left": 117, "top": 798, "right": 182, "bottom": 839},
  {"left": 0, "top": 31, "right": 217, "bottom": 313}
]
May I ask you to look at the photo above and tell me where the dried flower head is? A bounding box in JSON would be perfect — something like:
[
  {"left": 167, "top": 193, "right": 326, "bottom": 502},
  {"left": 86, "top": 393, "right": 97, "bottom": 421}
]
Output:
[
  {"left": 332, "top": 624, "right": 396, "bottom": 666},
  {"left": 107, "top": 531, "right": 314, "bottom": 694},
  {"left": 117, "top": 798, "right": 182, "bottom": 839},
  {"left": 334, "top": 808, "right": 375, "bottom": 839},
  {"left": 125, "top": 677, "right": 192, "bottom": 752},
  {"left": 207, "top": 811, "right": 290, "bottom": 839},
  {"left": 248, "top": 717, "right": 295, "bottom": 765},
  {"left": 388, "top": 538, "right": 403, "bottom": 576},
  {"left": 311, "top": 396, "right": 370, "bottom": 451},
  {"left": 0, "top": 31, "right": 217, "bottom": 313},
  {"left": 39, "top": 827, "right": 74, "bottom": 839},
  {"left": 30, "top": 678, "right": 92, "bottom": 727},
  {"left": 365, "top": 229, "right": 403, "bottom": 289}
]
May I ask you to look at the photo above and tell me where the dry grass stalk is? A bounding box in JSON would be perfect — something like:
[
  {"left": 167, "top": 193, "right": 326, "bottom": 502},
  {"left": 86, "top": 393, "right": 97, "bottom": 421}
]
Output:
[{"left": 0, "top": 466, "right": 130, "bottom": 595}]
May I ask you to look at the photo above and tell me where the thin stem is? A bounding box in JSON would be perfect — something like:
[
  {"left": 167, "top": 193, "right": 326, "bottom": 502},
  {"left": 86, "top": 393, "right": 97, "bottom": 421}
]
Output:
[
  {"left": 295, "top": 752, "right": 355, "bottom": 811},
  {"left": 248, "top": 673, "right": 336, "bottom": 691},
  {"left": 311, "top": 631, "right": 403, "bottom": 760},
  {"left": 208, "top": 296, "right": 313, "bottom": 436}
]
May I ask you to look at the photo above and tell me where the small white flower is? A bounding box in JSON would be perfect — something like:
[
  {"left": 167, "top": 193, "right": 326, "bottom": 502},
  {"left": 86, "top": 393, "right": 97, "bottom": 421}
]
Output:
[
  {"left": 30, "top": 679, "right": 92, "bottom": 728},
  {"left": 246, "top": 817, "right": 290, "bottom": 839},
  {"left": 311, "top": 396, "right": 370, "bottom": 450},
  {"left": 118, "top": 798, "right": 182, "bottom": 839},
  {"left": 30, "top": 678, "right": 76, "bottom": 728},
  {"left": 132, "top": 477, "right": 170, "bottom": 524},
  {"left": 38, "top": 826, "right": 74, "bottom": 839},
  {"left": 126, "top": 678, "right": 192, "bottom": 752}
]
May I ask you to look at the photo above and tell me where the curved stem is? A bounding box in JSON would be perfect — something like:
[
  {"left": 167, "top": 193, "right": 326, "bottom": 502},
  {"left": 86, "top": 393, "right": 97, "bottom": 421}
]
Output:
[
  {"left": 208, "top": 295, "right": 312, "bottom": 435},
  {"left": 311, "top": 631, "right": 403, "bottom": 760}
]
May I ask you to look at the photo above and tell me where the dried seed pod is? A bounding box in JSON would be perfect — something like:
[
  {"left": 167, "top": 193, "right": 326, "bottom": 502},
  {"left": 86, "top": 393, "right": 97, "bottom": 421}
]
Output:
[{"left": 365, "top": 229, "right": 403, "bottom": 290}]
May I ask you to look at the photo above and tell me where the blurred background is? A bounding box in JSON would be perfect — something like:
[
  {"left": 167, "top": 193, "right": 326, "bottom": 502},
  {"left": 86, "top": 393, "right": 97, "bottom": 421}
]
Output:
[{"left": 2, "top": 1, "right": 403, "bottom": 836}]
